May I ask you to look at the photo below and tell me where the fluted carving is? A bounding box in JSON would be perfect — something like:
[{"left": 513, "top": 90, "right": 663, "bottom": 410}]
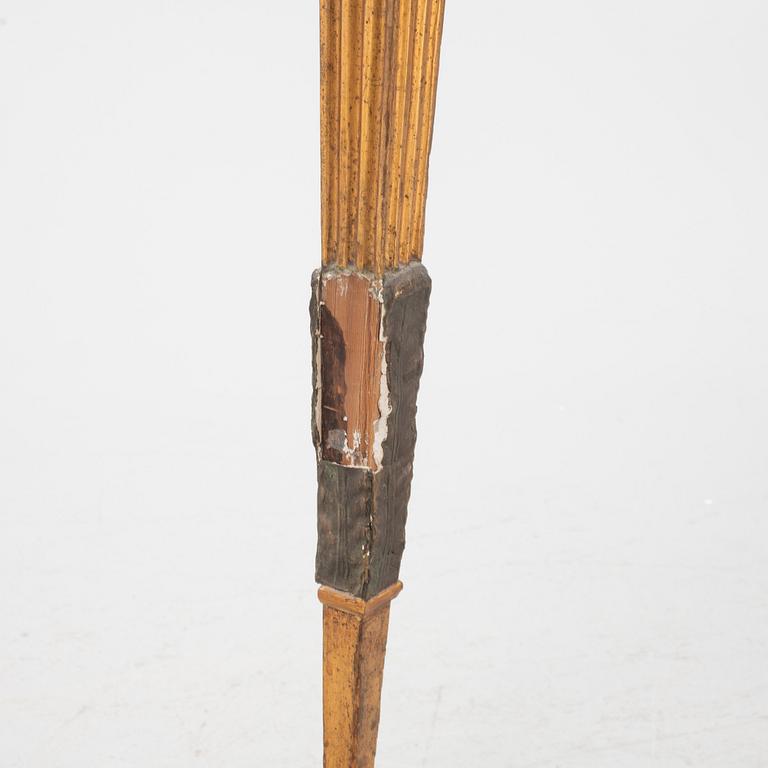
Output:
[{"left": 320, "top": 0, "right": 445, "bottom": 275}]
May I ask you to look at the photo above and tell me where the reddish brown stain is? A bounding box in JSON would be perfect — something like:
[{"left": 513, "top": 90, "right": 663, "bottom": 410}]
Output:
[{"left": 319, "top": 272, "right": 384, "bottom": 469}]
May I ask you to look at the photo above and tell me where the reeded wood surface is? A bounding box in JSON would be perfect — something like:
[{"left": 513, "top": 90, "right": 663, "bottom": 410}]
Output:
[{"left": 320, "top": 0, "right": 445, "bottom": 274}]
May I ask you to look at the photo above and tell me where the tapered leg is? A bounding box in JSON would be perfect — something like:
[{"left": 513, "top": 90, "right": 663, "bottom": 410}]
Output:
[
  {"left": 313, "top": 0, "right": 445, "bottom": 763},
  {"left": 320, "top": 582, "right": 402, "bottom": 768}
]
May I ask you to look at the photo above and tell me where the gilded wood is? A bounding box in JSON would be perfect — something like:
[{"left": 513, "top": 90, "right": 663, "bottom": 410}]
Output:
[
  {"left": 319, "top": 581, "right": 403, "bottom": 616},
  {"left": 314, "top": 3, "right": 444, "bottom": 764},
  {"left": 321, "top": 584, "right": 402, "bottom": 768},
  {"left": 320, "top": 0, "right": 446, "bottom": 274}
]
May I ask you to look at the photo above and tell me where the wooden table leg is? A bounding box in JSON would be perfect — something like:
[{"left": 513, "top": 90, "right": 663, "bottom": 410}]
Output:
[
  {"left": 319, "top": 583, "right": 403, "bottom": 768},
  {"left": 312, "top": 0, "right": 445, "bottom": 763}
]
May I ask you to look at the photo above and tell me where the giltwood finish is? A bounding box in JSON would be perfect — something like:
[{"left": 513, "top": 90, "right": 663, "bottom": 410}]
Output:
[
  {"left": 320, "top": 0, "right": 446, "bottom": 274},
  {"left": 314, "top": 1, "right": 445, "bottom": 764},
  {"left": 319, "top": 583, "right": 403, "bottom": 768}
]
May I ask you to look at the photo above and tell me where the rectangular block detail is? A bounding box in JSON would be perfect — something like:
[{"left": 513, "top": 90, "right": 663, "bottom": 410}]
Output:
[
  {"left": 316, "top": 461, "right": 373, "bottom": 596},
  {"left": 312, "top": 263, "right": 431, "bottom": 599}
]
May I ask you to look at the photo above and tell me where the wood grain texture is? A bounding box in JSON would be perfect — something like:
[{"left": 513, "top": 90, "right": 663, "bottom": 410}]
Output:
[
  {"left": 320, "top": 584, "right": 401, "bottom": 768},
  {"left": 314, "top": 5, "right": 443, "bottom": 766},
  {"left": 320, "top": 0, "right": 446, "bottom": 275},
  {"left": 312, "top": 263, "right": 431, "bottom": 599},
  {"left": 319, "top": 273, "right": 384, "bottom": 468},
  {"left": 315, "top": 461, "right": 372, "bottom": 595}
]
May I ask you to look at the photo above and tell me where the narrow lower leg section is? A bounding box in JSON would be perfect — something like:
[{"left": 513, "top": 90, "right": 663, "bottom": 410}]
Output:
[{"left": 319, "top": 582, "right": 403, "bottom": 768}]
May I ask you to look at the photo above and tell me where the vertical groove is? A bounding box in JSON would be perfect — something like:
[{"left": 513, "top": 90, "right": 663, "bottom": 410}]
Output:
[
  {"left": 334, "top": 1, "right": 343, "bottom": 265},
  {"left": 396, "top": 0, "right": 428, "bottom": 265},
  {"left": 320, "top": 0, "right": 444, "bottom": 275},
  {"left": 353, "top": 0, "right": 368, "bottom": 270},
  {"left": 374, "top": 0, "right": 397, "bottom": 276},
  {"left": 403, "top": 0, "right": 435, "bottom": 266},
  {"left": 410, "top": 0, "right": 444, "bottom": 259},
  {"left": 320, "top": 0, "right": 341, "bottom": 265},
  {"left": 357, "top": 0, "right": 386, "bottom": 272},
  {"left": 320, "top": 0, "right": 329, "bottom": 264},
  {"left": 339, "top": 0, "right": 363, "bottom": 268},
  {"left": 383, "top": 0, "right": 414, "bottom": 271}
]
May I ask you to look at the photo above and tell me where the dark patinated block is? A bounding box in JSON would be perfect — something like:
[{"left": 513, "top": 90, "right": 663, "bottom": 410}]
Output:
[
  {"left": 311, "top": 263, "right": 431, "bottom": 599},
  {"left": 315, "top": 461, "right": 373, "bottom": 595}
]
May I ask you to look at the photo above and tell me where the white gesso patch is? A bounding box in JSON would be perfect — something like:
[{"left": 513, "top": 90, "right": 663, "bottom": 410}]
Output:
[
  {"left": 314, "top": 303, "right": 324, "bottom": 454},
  {"left": 372, "top": 306, "right": 391, "bottom": 473},
  {"left": 326, "top": 428, "right": 367, "bottom": 467}
]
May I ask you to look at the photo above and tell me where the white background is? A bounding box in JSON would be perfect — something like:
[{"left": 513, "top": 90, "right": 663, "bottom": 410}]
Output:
[{"left": 2, "top": 1, "right": 767, "bottom": 766}]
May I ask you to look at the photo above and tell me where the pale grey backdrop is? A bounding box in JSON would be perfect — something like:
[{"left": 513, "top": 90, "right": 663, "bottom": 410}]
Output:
[{"left": 1, "top": 1, "right": 767, "bottom": 766}]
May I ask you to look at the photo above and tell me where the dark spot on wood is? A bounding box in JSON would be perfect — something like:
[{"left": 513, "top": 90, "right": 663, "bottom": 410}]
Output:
[{"left": 319, "top": 304, "right": 347, "bottom": 465}]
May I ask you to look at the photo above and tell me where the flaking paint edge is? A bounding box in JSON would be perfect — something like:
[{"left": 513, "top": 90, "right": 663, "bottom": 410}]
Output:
[{"left": 372, "top": 303, "right": 391, "bottom": 474}]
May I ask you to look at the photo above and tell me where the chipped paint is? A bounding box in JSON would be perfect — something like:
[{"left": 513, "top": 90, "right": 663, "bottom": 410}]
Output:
[
  {"left": 372, "top": 305, "right": 391, "bottom": 474},
  {"left": 314, "top": 263, "right": 431, "bottom": 598},
  {"left": 326, "top": 427, "right": 368, "bottom": 469},
  {"left": 313, "top": 273, "right": 324, "bottom": 461}
]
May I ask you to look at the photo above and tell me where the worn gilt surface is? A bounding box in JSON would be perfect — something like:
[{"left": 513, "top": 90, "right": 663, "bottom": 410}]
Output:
[
  {"left": 314, "top": 1, "right": 444, "bottom": 764},
  {"left": 320, "top": 0, "right": 445, "bottom": 274},
  {"left": 319, "top": 583, "right": 402, "bottom": 768}
]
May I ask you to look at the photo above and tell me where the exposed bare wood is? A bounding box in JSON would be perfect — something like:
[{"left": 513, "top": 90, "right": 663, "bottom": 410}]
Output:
[
  {"left": 312, "top": 264, "right": 432, "bottom": 599},
  {"left": 318, "top": 271, "right": 384, "bottom": 469}
]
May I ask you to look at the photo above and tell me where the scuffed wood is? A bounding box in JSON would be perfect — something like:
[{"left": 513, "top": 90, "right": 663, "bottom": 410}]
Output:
[
  {"left": 312, "top": 263, "right": 431, "bottom": 599},
  {"left": 319, "top": 272, "right": 384, "bottom": 468},
  {"left": 320, "top": 583, "right": 402, "bottom": 768},
  {"left": 315, "top": 4, "right": 444, "bottom": 766},
  {"left": 316, "top": 461, "right": 372, "bottom": 596},
  {"left": 319, "top": 581, "right": 403, "bottom": 617}
]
